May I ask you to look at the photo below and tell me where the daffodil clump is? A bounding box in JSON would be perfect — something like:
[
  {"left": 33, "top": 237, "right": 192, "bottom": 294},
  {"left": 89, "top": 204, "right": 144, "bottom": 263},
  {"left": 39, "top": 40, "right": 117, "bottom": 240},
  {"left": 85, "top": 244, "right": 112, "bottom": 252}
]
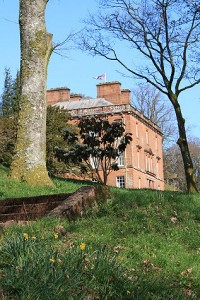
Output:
[
  {"left": 80, "top": 242, "right": 86, "bottom": 251},
  {"left": 0, "top": 229, "right": 134, "bottom": 300},
  {"left": 23, "top": 233, "right": 28, "bottom": 240}
]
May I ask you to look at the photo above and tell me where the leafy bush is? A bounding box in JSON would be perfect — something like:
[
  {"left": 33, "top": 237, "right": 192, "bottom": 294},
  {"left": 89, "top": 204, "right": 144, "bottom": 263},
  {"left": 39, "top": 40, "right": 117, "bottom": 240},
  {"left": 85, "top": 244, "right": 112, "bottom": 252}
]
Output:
[
  {"left": 0, "top": 116, "right": 17, "bottom": 167},
  {"left": 46, "top": 105, "right": 78, "bottom": 174}
]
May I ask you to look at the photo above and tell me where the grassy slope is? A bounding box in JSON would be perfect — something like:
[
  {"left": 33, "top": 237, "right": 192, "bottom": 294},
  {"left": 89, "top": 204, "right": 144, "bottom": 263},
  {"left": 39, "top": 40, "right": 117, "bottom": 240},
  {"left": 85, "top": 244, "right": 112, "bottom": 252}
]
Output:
[
  {"left": 0, "top": 165, "right": 200, "bottom": 299},
  {"left": 0, "top": 164, "right": 88, "bottom": 198}
]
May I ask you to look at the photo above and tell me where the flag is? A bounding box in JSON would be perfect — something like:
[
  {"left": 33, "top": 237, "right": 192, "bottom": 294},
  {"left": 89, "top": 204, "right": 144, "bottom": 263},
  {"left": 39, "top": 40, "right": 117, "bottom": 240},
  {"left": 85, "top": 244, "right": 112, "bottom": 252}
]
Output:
[{"left": 93, "top": 73, "right": 106, "bottom": 80}]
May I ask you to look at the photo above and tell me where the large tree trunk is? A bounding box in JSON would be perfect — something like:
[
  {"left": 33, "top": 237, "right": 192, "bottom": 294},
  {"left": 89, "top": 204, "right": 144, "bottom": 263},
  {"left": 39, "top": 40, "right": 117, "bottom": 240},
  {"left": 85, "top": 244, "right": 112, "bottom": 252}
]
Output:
[
  {"left": 169, "top": 93, "right": 198, "bottom": 193},
  {"left": 9, "top": 0, "right": 53, "bottom": 186}
]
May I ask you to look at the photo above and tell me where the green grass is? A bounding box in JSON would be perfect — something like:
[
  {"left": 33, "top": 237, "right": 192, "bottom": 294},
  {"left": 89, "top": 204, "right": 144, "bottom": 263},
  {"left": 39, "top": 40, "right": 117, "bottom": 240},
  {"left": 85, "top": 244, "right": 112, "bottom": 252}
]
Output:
[
  {"left": 0, "top": 164, "right": 89, "bottom": 199},
  {"left": 0, "top": 165, "right": 200, "bottom": 299}
]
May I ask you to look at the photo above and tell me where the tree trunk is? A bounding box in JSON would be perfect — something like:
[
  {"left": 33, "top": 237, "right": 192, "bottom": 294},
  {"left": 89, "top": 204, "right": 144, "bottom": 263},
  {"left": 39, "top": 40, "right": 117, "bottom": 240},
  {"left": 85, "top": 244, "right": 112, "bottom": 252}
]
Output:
[
  {"left": 9, "top": 0, "right": 53, "bottom": 186},
  {"left": 169, "top": 93, "right": 198, "bottom": 193}
]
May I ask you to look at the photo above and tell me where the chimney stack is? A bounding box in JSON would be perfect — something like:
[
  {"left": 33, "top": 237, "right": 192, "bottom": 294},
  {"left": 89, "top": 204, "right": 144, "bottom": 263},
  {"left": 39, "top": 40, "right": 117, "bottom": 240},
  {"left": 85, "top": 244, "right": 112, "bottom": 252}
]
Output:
[
  {"left": 47, "top": 88, "right": 70, "bottom": 105},
  {"left": 97, "top": 81, "right": 130, "bottom": 104}
]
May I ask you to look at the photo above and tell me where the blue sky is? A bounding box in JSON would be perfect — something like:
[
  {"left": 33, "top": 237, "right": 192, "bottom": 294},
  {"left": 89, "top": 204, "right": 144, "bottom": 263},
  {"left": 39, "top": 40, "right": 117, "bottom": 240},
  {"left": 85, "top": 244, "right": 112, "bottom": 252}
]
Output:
[{"left": 0, "top": 0, "right": 200, "bottom": 140}]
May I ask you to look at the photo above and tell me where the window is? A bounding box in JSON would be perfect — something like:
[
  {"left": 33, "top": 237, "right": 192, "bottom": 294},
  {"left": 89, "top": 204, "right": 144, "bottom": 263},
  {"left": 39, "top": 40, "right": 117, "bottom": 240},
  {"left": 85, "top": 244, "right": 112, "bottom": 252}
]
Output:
[
  {"left": 148, "top": 156, "right": 151, "bottom": 171},
  {"left": 116, "top": 176, "right": 125, "bottom": 188},
  {"left": 145, "top": 154, "right": 154, "bottom": 173},
  {"left": 156, "top": 159, "right": 159, "bottom": 176},
  {"left": 136, "top": 122, "right": 139, "bottom": 138},
  {"left": 137, "top": 150, "right": 140, "bottom": 168},
  {"left": 89, "top": 155, "right": 99, "bottom": 170},
  {"left": 116, "top": 152, "right": 124, "bottom": 166},
  {"left": 146, "top": 130, "right": 149, "bottom": 144},
  {"left": 146, "top": 155, "right": 151, "bottom": 172},
  {"left": 155, "top": 135, "right": 158, "bottom": 150},
  {"left": 147, "top": 179, "right": 154, "bottom": 189},
  {"left": 150, "top": 156, "right": 153, "bottom": 172},
  {"left": 139, "top": 177, "right": 141, "bottom": 189},
  {"left": 89, "top": 131, "right": 96, "bottom": 137},
  {"left": 156, "top": 157, "right": 160, "bottom": 177},
  {"left": 145, "top": 155, "right": 148, "bottom": 171}
]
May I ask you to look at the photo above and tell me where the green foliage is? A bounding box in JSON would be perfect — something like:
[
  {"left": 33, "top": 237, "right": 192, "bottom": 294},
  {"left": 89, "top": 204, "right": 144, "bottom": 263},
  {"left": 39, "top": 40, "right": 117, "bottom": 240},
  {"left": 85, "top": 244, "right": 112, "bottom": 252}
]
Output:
[
  {"left": 46, "top": 105, "right": 77, "bottom": 174},
  {"left": 0, "top": 68, "right": 13, "bottom": 116},
  {"left": 0, "top": 116, "right": 17, "bottom": 167},
  {"left": 12, "top": 70, "right": 20, "bottom": 115},
  {"left": 0, "top": 69, "right": 20, "bottom": 167},
  {"left": 56, "top": 116, "right": 132, "bottom": 184},
  {"left": 0, "top": 68, "right": 20, "bottom": 117}
]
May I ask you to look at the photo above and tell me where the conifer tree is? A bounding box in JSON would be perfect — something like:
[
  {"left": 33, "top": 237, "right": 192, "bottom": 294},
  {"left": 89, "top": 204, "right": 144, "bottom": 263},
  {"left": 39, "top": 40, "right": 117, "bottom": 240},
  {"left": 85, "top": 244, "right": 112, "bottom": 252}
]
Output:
[
  {"left": 12, "top": 71, "right": 20, "bottom": 115},
  {"left": 1, "top": 68, "right": 13, "bottom": 117}
]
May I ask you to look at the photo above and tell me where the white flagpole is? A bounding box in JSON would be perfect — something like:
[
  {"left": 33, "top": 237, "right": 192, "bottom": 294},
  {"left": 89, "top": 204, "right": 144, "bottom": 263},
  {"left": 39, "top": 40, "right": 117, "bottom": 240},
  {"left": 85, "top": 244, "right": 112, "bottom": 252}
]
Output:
[{"left": 104, "top": 73, "right": 106, "bottom": 83}]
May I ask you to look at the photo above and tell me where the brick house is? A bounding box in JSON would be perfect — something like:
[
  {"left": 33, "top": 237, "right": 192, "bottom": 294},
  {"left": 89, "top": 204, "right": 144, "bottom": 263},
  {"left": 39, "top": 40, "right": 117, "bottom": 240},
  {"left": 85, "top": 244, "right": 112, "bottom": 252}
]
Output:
[{"left": 47, "top": 81, "right": 164, "bottom": 190}]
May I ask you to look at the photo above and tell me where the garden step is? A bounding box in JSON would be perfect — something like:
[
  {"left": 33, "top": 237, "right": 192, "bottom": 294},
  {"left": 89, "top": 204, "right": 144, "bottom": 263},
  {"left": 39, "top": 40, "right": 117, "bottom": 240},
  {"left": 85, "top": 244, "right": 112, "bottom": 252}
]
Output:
[
  {"left": 0, "top": 202, "right": 61, "bottom": 214},
  {"left": 0, "top": 186, "right": 101, "bottom": 223},
  {"left": 0, "top": 212, "right": 48, "bottom": 222},
  {"left": 0, "top": 193, "right": 71, "bottom": 206},
  {"left": 0, "top": 193, "right": 72, "bottom": 222}
]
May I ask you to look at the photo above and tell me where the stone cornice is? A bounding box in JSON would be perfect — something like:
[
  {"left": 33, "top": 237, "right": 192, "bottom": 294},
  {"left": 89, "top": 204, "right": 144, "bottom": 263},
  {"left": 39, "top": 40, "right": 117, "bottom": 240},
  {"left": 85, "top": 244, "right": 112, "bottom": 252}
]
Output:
[{"left": 70, "top": 103, "right": 163, "bottom": 136}]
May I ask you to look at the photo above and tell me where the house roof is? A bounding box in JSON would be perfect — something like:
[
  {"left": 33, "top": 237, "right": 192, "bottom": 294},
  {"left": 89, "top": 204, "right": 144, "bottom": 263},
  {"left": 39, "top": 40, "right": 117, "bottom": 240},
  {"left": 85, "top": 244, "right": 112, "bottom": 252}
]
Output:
[{"left": 53, "top": 98, "right": 113, "bottom": 110}]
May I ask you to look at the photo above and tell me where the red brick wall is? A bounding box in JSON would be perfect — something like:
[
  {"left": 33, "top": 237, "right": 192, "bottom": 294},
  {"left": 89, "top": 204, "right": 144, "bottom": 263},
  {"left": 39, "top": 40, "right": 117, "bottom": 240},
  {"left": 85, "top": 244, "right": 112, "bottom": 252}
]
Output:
[
  {"left": 121, "top": 89, "right": 131, "bottom": 104},
  {"left": 47, "top": 88, "right": 70, "bottom": 105},
  {"left": 96, "top": 82, "right": 131, "bottom": 105},
  {"left": 103, "top": 112, "right": 164, "bottom": 190},
  {"left": 70, "top": 94, "right": 82, "bottom": 101}
]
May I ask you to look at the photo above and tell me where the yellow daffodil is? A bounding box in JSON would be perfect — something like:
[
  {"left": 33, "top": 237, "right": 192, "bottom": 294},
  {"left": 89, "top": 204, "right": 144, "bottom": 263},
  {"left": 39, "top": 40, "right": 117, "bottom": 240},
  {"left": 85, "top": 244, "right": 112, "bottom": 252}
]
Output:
[
  {"left": 80, "top": 243, "right": 86, "bottom": 251},
  {"left": 32, "top": 236, "right": 37, "bottom": 240},
  {"left": 49, "top": 258, "right": 55, "bottom": 263},
  {"left": 23, "top": 233, "right": 28, "bottom": 240},
  {"left": 54, "top": 233, "right": 59, "bottom": 239}
]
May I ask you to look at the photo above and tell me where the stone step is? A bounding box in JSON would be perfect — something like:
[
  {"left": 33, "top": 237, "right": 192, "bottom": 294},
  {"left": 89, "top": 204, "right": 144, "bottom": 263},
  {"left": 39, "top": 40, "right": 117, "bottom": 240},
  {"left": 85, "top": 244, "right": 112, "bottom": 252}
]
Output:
[
  {"left": 0, "top": 193, "right": 72, "bottom": 222},
  {"left": 0, "top": 212, "right": 47, "bottom": 222},
  {"left": 0, "top": 193, "right": 71, "bottom": 206},
  {"left": 0, "top": 201, "right": 60, "bottom": 214}
]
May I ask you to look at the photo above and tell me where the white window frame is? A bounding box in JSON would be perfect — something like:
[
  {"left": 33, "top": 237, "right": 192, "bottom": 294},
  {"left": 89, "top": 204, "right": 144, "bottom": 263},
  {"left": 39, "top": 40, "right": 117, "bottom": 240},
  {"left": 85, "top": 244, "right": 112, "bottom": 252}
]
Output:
[
  {"left": 116, "top": 152, "right": 125, "bottom": 167},
  {"left": 116, "top": 176, "right": 125, "bottom": 188}
]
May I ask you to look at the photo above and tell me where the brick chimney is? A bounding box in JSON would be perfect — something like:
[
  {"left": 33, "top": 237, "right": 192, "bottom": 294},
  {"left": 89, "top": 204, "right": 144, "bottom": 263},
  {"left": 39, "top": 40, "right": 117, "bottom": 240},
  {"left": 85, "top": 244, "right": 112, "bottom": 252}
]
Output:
[
  {"left": 96, "top": 81, "right": 130, "bottom": 104},
  {"left": 70, "top": 94, "right": 83, "bottom": 101},
  {"left": 47, "top": 88, "right": 70, "bottom": 105},
  {"left": 121, "top": 89, "right": 131, "bottom": 104}
]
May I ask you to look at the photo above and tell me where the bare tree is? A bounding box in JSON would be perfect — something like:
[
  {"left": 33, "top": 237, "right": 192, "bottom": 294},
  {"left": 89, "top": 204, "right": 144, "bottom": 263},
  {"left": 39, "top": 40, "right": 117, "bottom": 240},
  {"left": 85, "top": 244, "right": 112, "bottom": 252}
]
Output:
[
  {"left": 132, "top": 84, "right": 177, "bottom": 146},
  {"left": 79, "top": 0, "right": 200, "bottom": 192},
  {"left": 9, "top": 0, "right": 53, "bottom": 186},
  {"left": 164, "top": 137, "right": 200, "bottom": 191}
]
